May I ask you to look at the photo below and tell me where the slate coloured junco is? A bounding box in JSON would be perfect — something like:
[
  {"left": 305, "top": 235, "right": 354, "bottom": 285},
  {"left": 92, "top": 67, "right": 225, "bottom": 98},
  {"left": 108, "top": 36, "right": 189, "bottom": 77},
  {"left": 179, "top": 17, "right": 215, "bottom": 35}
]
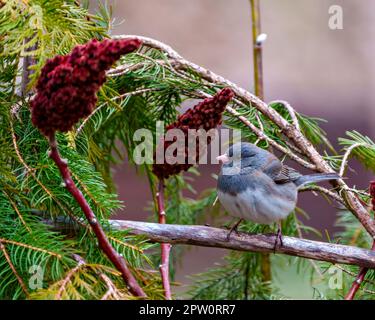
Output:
[{"left": 216, "top": 142, "right": 340, "bottom": 247}]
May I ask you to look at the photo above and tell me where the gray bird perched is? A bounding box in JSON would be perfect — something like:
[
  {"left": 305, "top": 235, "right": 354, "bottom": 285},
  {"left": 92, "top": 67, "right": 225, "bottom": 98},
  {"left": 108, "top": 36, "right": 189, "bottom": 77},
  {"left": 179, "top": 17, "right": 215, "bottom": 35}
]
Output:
[{"left": 216, "top": 142, "right": 340, "bottom": 248}]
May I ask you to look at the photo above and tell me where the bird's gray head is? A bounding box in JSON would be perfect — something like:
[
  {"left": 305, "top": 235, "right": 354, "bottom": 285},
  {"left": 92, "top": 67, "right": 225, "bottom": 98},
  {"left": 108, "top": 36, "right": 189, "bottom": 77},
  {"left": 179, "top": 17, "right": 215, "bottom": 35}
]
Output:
[{"left": 216, "top": 142, "right": 271, "bottom": 173}]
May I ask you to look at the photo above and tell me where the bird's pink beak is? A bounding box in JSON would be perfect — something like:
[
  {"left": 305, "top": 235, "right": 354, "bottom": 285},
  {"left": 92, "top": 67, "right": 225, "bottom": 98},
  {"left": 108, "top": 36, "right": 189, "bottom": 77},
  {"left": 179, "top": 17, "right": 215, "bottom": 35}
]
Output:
[{"left": 216, "top": 153, "right": 230, "bottom": 164}]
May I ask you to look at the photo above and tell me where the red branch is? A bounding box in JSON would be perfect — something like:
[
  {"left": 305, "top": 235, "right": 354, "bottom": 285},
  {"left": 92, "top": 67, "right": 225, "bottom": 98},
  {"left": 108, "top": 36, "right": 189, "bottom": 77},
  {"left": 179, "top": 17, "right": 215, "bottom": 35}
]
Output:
[
  {"left": 156, "top": 179, "right": 172, "bottom": 300},
  {"left": 48, "top": 134, "right": 146, "bottom": 298},
  {"left": 345, "top": 182, "right": 375, "bottom": 300},
  {"left": 345, "top": 241, "right": 375, "bottom": 300}
]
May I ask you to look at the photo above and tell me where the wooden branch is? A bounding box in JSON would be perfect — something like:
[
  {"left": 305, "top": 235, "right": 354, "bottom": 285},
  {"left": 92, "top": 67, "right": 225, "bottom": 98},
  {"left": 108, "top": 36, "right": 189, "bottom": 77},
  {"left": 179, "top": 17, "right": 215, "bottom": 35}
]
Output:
[{"left": 109, "top": 220, "right": 375, "bottom": 269}]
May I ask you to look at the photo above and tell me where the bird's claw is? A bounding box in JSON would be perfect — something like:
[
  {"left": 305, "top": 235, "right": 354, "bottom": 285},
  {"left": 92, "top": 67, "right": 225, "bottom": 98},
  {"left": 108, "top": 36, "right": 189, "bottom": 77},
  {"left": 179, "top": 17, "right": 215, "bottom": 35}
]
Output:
[
  {"left": 226, "top": 218, "right": 243, "bottom": 241},
  {"left": 273, "top": 228, "right": 283, "bottom": 253}
]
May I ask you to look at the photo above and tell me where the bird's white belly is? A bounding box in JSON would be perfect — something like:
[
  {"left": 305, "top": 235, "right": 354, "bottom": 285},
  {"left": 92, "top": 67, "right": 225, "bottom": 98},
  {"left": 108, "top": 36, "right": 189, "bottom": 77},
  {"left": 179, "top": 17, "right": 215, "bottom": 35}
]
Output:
[{"left": 217, "top": 187, "right": 296, "bottom": 225}]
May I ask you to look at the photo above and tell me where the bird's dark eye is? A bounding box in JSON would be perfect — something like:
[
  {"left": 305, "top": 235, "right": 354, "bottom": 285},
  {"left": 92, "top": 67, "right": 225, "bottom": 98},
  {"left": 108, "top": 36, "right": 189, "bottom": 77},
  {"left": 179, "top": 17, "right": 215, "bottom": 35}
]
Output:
[{"left": 242, "top": 151, "right": 255, "bottom": 158}]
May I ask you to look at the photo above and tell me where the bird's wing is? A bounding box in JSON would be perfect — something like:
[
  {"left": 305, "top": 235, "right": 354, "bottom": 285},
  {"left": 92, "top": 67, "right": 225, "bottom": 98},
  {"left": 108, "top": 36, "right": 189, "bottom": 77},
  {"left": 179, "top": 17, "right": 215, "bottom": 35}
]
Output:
[
  {"left": 273, "top": 165, "right": 302, "bottom": 184},
  {"left": 261, "top": 155, "right": 283, "bottom": 177}
]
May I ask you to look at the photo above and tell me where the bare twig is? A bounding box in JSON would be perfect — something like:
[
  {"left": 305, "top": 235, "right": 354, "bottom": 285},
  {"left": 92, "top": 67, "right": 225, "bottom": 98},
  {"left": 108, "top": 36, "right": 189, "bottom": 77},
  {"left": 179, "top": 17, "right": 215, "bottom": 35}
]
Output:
[
  {"left": 106, "top": 61, "right": 146, "bottom": 77},
  {"left": 268, "top": 100, "right": 300, "bottom": 131},
  {"left": 109, "top": 220, "right": 375, "bottom": 268},
  {"left": 249, "top": 0, "right": 271, "bottom": 284},
  {"left": 339, "top": 143, "right": 366, "bottom": 177},
  {"left": 362, "top": 288, "right": 375, "bottom": 295},
  {"left": 47, "top": 134, "right": 146, "bottom": 298},
  {"left": 250, "top": 0, "right": 264, "bottom": 99},
  {"left": 156, "top": 179, "right": 172, "bottom": 300}
]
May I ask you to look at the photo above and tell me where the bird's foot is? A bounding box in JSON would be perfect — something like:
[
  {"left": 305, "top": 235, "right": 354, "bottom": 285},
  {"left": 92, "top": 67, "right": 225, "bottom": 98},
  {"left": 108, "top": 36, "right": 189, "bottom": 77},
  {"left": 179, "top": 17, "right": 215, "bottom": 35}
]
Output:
[
  {"left": 273, "top": 227, "right": 283, "bottom": 253},
  {"left": 226, "top": 218, "right": 243, "bottom": 241}
]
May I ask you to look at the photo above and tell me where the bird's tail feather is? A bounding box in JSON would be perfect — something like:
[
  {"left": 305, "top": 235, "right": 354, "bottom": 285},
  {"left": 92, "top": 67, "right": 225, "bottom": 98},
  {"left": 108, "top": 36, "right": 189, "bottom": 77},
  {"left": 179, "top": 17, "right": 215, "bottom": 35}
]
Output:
[{"left": 295, "top": 173, "right": 341, "bottom": 188}]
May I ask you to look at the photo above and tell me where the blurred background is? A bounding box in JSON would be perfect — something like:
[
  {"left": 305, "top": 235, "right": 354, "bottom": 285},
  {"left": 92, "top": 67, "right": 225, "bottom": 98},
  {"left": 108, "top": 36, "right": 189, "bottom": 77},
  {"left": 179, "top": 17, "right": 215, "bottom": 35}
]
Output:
[{"left": 92, "top": 0, "right": 374, "bottom": 298}]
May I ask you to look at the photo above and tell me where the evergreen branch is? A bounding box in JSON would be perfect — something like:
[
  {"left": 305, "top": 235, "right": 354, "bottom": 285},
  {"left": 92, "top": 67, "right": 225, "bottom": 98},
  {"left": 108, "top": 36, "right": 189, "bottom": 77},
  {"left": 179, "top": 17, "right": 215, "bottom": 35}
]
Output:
[
  {"left": 0, "top": 238, "right": 62, "bottom": 258},
  {"left": 335, "top": 265, "right": 375, "bottom": 286},
  {"left": 40, "top": 253, "right": 124, "bottom": 300},
  {"left": 41, "top": 215, "right": 151, "bottom": 257},
  {"left": 339, "top": 131, "right": 375, "bottom": 173},
  {"left": 2, "top": 190, "right": 31, "bottom": 232},
  {"left": 110, "top": 220, "right": 375, "bottom": 268},
  {"left": 344, "top": 181, "right": 375, "bottom": 300},
  {"left": 0, "top": 240, "right": 29, "bottom": 297},
  {"left": 71, "top": 254, "right": 123, "bottom": 301},
  {"left": 156, "top": 179, "right": 172, "bottom": 300},
  {"left": 345, "top": 242, "right": 375, "bottom": 300},
  {"left": 299, "top": 185, "right": 344, "bottom": 204},
  {"left": 100, "top": 272, "right": 122, "bottom": 300},
  {"left": 47, "top": 133, "right": 146, "bottom": 298},
  {"left": 294, "top": 218, "right": 324, "bottom": 278},
  {"left": 56, "top": 255, "right": 86, "bottom": 300},
  {"left": 112, "top": 34, "right": 375, "bottom": 238},
  {"left": 188, "top": 251, "right": 269, "bottom": 300},
  {"left": 10, "top": 115, "right": 85, "bottom": 226},
  {"left": 108, "top": 236, "right": 144, "bottom": 254},
  {"left": 75, "top": 88, "right": 158, "bottom": 136},
  {"left": 70, "top": 171, "right": 104, "bottom": 212}
]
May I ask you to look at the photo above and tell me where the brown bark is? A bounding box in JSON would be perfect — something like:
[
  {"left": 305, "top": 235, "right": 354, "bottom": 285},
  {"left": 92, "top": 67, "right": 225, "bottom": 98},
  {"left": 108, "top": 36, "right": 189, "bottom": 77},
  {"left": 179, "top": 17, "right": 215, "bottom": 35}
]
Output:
[{"left": 109, "top": 220, "right": 375, "bottom": 269}]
